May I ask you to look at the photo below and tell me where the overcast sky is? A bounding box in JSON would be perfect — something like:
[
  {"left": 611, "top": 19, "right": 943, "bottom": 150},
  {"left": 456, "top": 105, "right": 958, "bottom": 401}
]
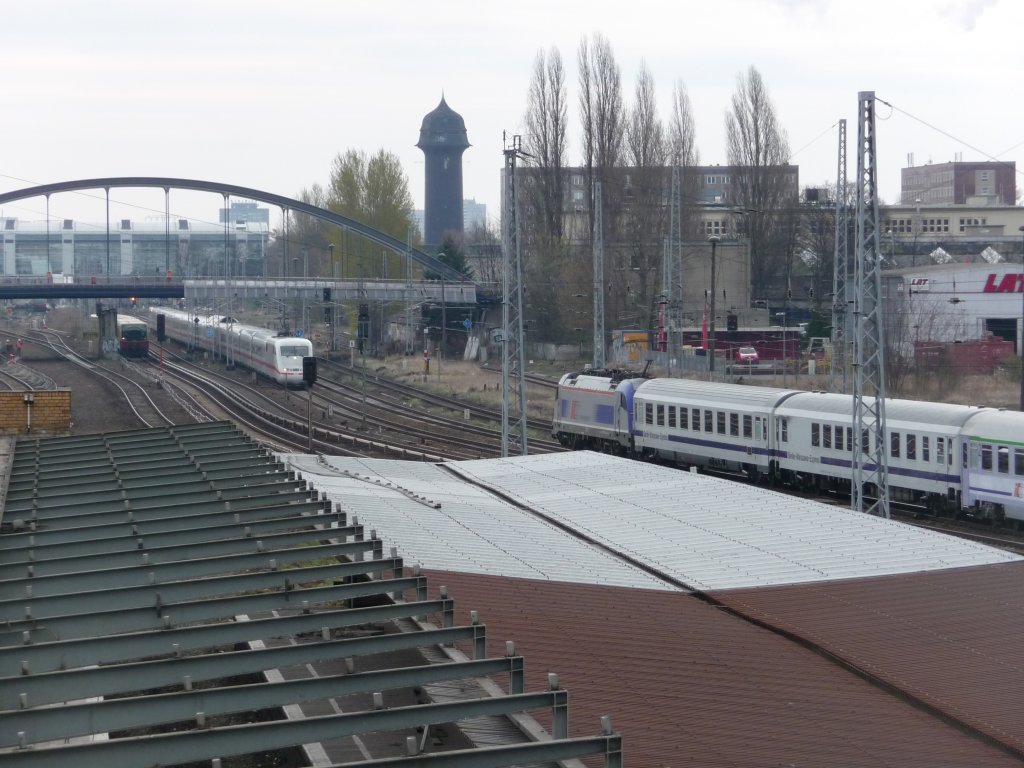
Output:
[{"left": 1, "top": 0, "right": 1020, "bottom": 231}]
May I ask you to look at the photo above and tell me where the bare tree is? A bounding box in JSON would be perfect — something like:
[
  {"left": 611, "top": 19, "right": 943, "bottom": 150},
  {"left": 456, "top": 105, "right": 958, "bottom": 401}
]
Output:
[
  {"left": 621, "top": 62, "right": 668, "bottom": 334},
  {"left": 725, "top": 66, "right": 794, "bottom": 298},
  {"left": 523, "top": 46, "right": 567, "bottom": 242},
  {"left": 578, "top": 33, "right": 625, "bottom": 233},
  {"left": 667, "top": 79, "right": 699, "bottom": 167}
]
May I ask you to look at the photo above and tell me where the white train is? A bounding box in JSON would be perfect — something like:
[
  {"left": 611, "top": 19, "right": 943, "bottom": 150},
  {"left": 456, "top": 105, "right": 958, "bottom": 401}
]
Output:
[
  {"left": 553, "top": 372, "right": 1024, "bottom": 524},
  {"left": 149, "top": 307, "right": 313, "bottom": 387}
]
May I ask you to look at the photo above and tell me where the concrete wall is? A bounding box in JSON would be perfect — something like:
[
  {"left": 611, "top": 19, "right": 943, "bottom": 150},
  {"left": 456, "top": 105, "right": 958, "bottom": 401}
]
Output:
[{"left": 0, "top": 390, "right": 71, "bottom": 435}]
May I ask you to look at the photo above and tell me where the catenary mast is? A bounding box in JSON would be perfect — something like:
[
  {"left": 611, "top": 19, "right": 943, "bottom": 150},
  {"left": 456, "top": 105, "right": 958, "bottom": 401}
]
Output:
[{"left": 851, "top": 92, "right": 890, "bottom": 518}]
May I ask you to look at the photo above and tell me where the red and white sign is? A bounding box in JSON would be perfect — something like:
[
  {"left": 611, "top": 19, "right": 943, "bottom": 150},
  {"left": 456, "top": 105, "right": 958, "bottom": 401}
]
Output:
[{"left": 983, "top": 273, "right": 1024, "bottom": 293}]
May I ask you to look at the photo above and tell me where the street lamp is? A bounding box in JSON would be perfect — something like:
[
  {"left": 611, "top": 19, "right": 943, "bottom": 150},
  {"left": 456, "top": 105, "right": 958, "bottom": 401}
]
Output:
[{"left": 707, "top": 235, "right": 720, "bottom": 375}]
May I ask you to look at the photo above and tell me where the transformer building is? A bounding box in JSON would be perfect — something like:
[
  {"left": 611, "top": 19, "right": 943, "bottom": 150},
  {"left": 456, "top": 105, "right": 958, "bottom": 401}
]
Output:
[{"left": 416, "top": 95, "right": 469, "bottom": 252}]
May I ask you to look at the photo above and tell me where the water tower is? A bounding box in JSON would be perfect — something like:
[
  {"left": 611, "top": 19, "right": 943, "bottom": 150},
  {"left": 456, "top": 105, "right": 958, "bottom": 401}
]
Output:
[{"left": 416, "top": 95, "right": 470, "bottom": 252}]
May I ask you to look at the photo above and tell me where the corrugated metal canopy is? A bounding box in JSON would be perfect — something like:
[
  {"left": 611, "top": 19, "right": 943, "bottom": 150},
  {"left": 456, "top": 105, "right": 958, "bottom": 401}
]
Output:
[{"left": 294, "top": 451, "right": 1016, "bottom": 591}]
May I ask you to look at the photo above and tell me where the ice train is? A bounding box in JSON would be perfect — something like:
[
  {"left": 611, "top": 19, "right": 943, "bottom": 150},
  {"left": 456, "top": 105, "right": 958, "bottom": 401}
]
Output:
[
  {"left": 149, "top": 307, "right": 313, "bottom": 387},
  {"left": 552, "top": 371, "right": 1024, "bottom": 524}
]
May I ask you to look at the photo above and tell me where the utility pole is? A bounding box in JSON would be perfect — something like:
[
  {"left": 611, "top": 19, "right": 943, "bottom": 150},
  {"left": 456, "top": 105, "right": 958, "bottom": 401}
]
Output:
[
  {"left": 831, "top": 118, "right": 850, "bottom": 394},
  {"left": 501, "top": 134, "right": 530, "bottom": 456},
  {"left": 592, "top": 180, "right": 605, "bottom": 369},
  {"left": 708, "top": 236, "right": 719, "bottom": 375},
  {"left": 852, "top": 91, "right": 890, "bottom": 519}
]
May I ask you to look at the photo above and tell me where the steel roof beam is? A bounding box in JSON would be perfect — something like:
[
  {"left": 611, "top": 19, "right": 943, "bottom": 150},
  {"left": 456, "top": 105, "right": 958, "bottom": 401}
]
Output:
[
  {"left": 0, "top": 599, "right": 453, "bottom": 673},
  {"left": 0, "top": 527, "right": 368, "bottom": 580},
  {"left": 0, "top": 544, "right": 394, "bottom": 599},
  {"left": 9, "top": 575, "right": 428, "bottom": 642},
  {"left": 1, "top": 623, "right": 486, "bottom": 710},
  {"left": 6, "top": 656, "right": 524, "bottom": 748},
  {"left": 0, "top": 690, "right": 567, "bottom": 768}
]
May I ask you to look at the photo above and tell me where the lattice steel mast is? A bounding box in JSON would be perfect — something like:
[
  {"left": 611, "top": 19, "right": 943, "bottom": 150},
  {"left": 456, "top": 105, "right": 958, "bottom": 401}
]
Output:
[
  {"left": 852, "top": 92, "right": 890, "bottom": 518},
  {"left": 501, "top": 135, "right": 529, "bottom": 456},
  {"left": 592, "top": 180, "right": 606, "bottom": 369},
  {"left": 663, "top": 166, "right": 683, "bottom": 360},
  {"left": 831, "top": 119, "right": 849, "bottom": 394}
]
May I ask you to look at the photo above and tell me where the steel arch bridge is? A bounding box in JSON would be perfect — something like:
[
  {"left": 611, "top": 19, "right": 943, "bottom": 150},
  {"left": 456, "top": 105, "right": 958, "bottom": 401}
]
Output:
[{"left": 0, "top": 177, "right": 470, "bottom": 284}]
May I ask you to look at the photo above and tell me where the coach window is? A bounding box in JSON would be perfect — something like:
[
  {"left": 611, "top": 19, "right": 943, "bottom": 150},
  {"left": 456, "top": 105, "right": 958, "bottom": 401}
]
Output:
[
  {"left": 645, "top": 402, "right": 654, "bottom": 425},
  {"left": 922, "top": 436, "right": 930, "bottom": 462},
  {"left": 730, "top": 412, "right": 739, "bottom": 436},
  {"left": 704, "top": 410, "right": 713, "bottom": 432},
  {"left": 823, "top": 424, "right": 832, "bottom": 450},
  {"left": 680, "top": 408, "right": 689, "bottom": 429},
  {"left": 835, "top": 425, "right": 844, "bottom": 451},
  {"left": 780, "top": 417, "right": 789, "bottom": 443},
  {"left": 847, "top": 426, "right": 853, "bottom": 452},
  {"left": 668, "top": 406, "right": 677, "bottom": 429},
  {"left": 657, "top": 404, "right": 665, "bottom": 427},
  {"left": 937, "top": 437, "right": 945, "bottom": 465},
  {"left": 692, "top": 408, "right": 701, "bottom": 431},
  {"left": 907, "top": 433, "right": 916, "bottom": 461},
  {"left": 980, "top": 443, "right": 993, "bottom": 471},
  {"left": 998, "top": 446, "right": 1009, "bottom": 473},
  {"left": 811, "top": 423, "right": 820, "bottom": 447},
  {"left": 1015, "top": 447, "right": 1024, "bottom": 475},
  {"left": 890, "top": 431, "right": 901, "bottom": 459},
  {"left": 861, "top": 428, "right": 870, "bottom": 454},
  {"left": 717, "top": 411, "right": 726, "bottom": 434},
  {"left": 743, "top": 414, "right": 752, "bottom": 438}
]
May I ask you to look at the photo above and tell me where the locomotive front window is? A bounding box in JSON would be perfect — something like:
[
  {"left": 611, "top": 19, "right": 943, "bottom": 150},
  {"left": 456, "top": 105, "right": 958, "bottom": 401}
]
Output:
[{"left": 279, "top": 345, "right": 307, "bottom": 357}]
